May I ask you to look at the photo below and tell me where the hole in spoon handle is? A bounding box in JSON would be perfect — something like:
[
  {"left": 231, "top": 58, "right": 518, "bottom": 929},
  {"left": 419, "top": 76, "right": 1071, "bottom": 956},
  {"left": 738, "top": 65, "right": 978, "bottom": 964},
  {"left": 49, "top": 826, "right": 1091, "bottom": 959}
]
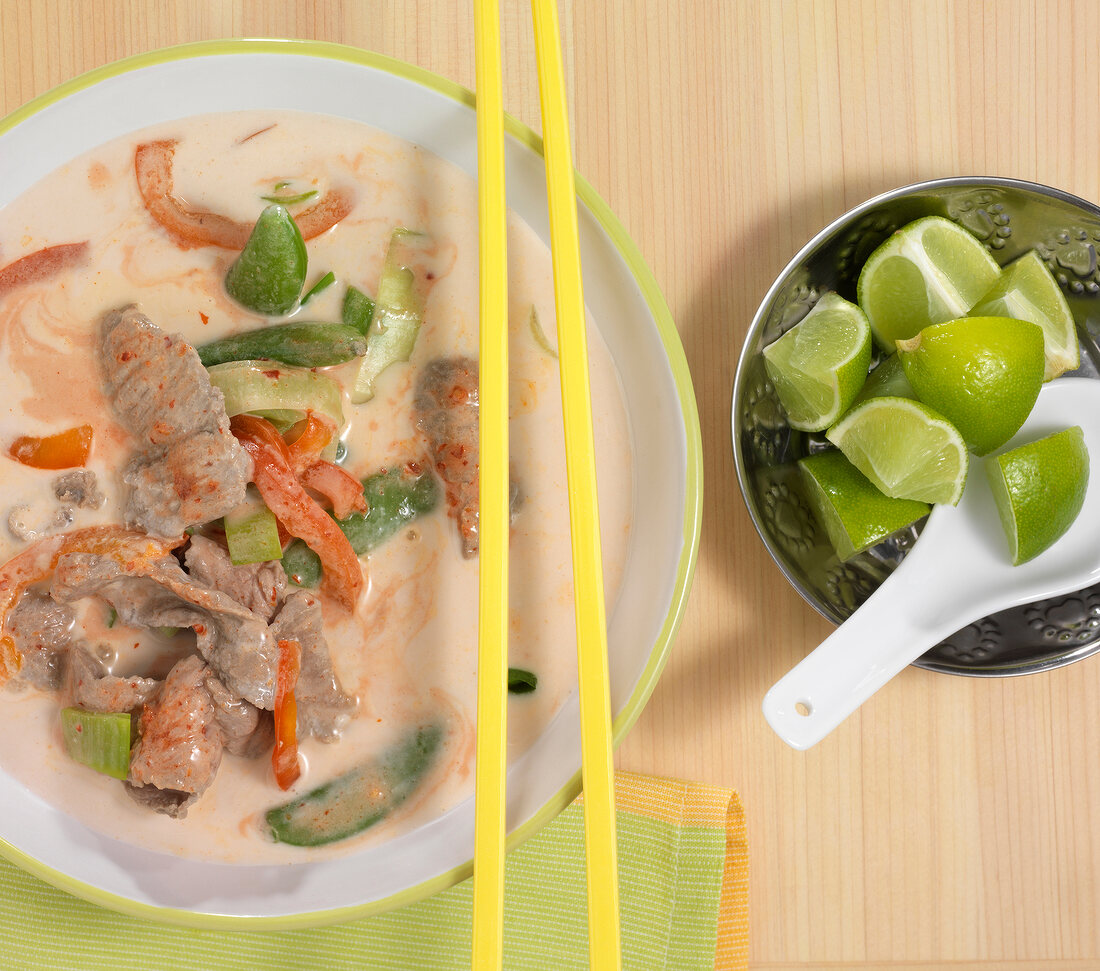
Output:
[{"left": 762, "top": 579, "right": 942, "bottom": 749}]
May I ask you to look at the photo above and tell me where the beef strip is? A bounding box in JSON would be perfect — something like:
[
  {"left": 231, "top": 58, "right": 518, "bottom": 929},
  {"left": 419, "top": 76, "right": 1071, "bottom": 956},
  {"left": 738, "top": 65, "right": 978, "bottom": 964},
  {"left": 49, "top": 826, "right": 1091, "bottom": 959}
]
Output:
[
  {"left": 50, "top": 551, "right": 279, "bottom": 709},
  {"left": 99, "top": 305, "right": 250, "bottom": 537},
  {"left": 183, "top": 534, "right": 286, "bottom": 622},
  {"left": 5, "top": 590, "right": 74, "bottom": 691},
  {"left": 269, "top": 590, "right": 355, "bottom": 741},
  {"left": 414, "top": 357, "right": 480, "bottom": 557},
  {"left": 68, "top": 646, "right": 160, "bottom": 713},
  {"left": 204, "top": 670, "right": 274, "bottom": 758},
  {"left": 128, "top": 654, "right": 222, "bottom": 818},
  {"left": 124, "top": 783, "right": 193, "bottom": 817}
]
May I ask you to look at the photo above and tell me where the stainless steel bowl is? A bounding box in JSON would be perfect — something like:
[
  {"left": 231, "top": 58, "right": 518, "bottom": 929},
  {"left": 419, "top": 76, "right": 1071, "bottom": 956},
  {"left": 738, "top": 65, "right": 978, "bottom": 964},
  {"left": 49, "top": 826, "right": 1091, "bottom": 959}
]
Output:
[{"left": 733, "top": 177, "right": 1100, "bottom": 676}]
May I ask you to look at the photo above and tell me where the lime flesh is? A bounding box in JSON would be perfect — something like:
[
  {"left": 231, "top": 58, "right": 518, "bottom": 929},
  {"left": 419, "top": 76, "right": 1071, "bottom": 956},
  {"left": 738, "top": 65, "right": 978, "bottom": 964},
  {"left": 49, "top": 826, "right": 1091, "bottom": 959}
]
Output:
[
  {"left": 857, "top": 216, "right": 1002, "bottom": 350},
  {"left": 762, "top": 292, "right": 872, "bottom": 431},
  {"left": 826, "top": 396, "right": 969, "bottom": 506},
  {"left": 970, "top": 250, "right": 1080, "bottom": 381}
]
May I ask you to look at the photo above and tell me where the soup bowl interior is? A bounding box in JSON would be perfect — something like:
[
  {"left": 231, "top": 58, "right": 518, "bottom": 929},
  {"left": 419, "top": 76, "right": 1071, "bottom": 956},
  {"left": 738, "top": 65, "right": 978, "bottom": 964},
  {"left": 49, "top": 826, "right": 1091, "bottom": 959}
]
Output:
[
  {"left": 0, "top": 41, "right": 701, "bottom": 926},
  {"left": 733, "top": 177, "right": 1100, "bottom": 676}
]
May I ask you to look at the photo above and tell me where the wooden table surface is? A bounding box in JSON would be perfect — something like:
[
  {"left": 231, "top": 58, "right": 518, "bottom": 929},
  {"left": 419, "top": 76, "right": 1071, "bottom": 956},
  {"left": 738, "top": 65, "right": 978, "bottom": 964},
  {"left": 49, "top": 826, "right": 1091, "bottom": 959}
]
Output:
[{"left": 3, "top": 1, "right": 1100, "bottom": 967}]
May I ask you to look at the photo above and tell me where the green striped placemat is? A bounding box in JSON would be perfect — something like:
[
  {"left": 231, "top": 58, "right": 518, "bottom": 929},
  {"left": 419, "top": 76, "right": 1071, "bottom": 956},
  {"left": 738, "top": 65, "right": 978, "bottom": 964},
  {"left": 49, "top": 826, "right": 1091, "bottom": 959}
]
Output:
[{"left": 0, "top": 771, "right": 748, "bottom": 969}]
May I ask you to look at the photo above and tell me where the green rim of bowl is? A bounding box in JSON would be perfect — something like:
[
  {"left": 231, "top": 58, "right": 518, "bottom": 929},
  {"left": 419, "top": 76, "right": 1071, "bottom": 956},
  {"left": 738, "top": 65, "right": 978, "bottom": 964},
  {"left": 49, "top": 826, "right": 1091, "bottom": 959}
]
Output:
[{"left": 0, "top": 37, "right": 703, "bottom": 930}]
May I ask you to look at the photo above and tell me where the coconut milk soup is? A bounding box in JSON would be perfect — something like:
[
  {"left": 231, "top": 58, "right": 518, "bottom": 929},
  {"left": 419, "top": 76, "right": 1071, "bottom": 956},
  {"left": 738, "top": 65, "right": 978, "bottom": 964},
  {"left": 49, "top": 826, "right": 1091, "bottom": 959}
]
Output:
[{"left": 0, "top": 111, "right": 632, "bottom": 863}]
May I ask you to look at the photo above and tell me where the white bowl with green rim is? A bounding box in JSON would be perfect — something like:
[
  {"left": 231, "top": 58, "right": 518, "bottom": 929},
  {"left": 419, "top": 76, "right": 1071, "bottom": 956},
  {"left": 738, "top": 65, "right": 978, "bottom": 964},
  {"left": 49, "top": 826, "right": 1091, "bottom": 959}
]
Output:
[{"left": 0, "top": 40, "right": 701, "bottom": 927}]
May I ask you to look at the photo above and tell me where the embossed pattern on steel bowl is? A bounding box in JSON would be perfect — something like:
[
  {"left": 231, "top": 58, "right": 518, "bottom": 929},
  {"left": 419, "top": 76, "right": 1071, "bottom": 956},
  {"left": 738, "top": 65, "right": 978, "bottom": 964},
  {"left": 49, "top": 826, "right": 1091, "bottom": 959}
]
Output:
[{"left": 732, "top": 177, "right": 1100, "bottom": 676}]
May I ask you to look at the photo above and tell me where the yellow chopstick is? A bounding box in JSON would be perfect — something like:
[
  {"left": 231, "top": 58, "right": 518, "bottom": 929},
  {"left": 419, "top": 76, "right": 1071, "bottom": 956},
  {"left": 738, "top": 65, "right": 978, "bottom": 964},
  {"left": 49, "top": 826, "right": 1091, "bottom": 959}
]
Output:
[
  {"left": 472, "top": 0, "right": 509, "bottom": 966},
  {"left": 530, "top": 0, "right": 622, "bottom": 967}
]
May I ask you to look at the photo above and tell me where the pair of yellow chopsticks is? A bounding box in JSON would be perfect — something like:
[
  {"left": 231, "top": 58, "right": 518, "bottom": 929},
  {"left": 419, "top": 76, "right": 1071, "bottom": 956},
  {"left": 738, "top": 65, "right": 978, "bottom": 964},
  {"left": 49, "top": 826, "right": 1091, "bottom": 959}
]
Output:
[{"left": 472, "top": 1, "right": 621, "bottom": 969}]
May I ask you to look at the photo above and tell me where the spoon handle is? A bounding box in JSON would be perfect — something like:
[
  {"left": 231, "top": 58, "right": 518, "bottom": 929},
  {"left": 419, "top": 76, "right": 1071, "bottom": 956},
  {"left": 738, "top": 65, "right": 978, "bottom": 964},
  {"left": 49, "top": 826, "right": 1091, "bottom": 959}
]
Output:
[
  {"left": 761, "top": 567, "right": 953, "bottom": 749},
  {"left": 761, "top": 512, "right": 971, "bottom": 750}
]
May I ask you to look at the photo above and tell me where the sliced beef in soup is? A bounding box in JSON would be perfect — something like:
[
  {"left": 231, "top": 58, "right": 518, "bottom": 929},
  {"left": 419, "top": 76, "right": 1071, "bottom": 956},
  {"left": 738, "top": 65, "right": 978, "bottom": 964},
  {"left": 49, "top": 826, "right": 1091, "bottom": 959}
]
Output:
[
  {"left": 125, "top": 782, "right": 195, "bottom": 818},
  {"left": 269, "top": 590, "right": 355, "bottom": 741},
  {"left": 414, "top": 357, "right": 480, "bottom": 557},
  {"left": 183, "top": 534, "right": 286, "bottom": 622},
  {"left": 50, "top": 550, "right": 279, "bottom": 709},
  {"left": 128, "top": 654, "right": 223, "bottom": 818},
  {"left": 204, "top": 670, "right": 275, "bottom": 759},
  {"left": 99, "top": 305, "right": 250, "bottom": 538},
  {"left": 68, "top": 646, "right": 160, "bottom": 713},
  {"left": 6, "top": 590, "right": 75, "bottom": 691}
]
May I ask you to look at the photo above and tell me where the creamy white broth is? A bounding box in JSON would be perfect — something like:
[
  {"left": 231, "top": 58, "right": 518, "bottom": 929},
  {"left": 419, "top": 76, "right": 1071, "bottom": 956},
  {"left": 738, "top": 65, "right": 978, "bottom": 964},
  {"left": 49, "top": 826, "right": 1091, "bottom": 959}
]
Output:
[{"left": 0, "top": 111, "right": 632, "bottom": 864}]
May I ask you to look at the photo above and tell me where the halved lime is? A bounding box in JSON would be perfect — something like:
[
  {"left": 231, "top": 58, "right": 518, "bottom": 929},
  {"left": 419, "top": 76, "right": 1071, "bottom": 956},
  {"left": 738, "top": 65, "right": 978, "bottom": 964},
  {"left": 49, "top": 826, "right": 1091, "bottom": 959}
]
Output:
[
  {"left": 856, "top": 216, "right": 1002, "bottom": 350},
  {"left": 896, "top": 316, "right": 1045, "bottom": 456},
  {"left": 970, "top": 250, "right": 1080, "bottom": 381},
  {"left": 826, "top": 396, "right": 969, "bottom": 505},
  {"left": 761, "top": 292, "right": 872, "bottom": 431},
  {"left": 986, "top": 425, "right": 1089, "bottom": 565},
  {"left": 799, "top": 449, "right": 931, "bottom": 560}
]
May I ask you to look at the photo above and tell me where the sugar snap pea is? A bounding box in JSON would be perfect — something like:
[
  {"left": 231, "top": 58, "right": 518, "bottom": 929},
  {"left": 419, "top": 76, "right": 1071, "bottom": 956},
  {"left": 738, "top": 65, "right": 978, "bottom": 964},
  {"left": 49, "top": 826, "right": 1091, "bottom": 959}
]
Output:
[
  {"left": 224, "top": 204, "right": 308, "bottom": 315},
  {"left": 265, "top": 724, "right": 443, "bottom": 846},
  {"left": 197, "top": 322, "right": 367, "bottom": 368},
  {"left": 283, "top": 463, "right": 440, "bottom": 588},
  {"left": 342, "top": 284, "right": 376, "bottom": 336}
]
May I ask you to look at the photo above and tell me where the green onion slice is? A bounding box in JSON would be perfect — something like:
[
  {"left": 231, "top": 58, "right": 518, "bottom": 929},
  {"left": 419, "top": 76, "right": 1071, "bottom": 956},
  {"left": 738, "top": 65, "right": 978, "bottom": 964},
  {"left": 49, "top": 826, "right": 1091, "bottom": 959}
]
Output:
[{"left": 60, "top": 708, "right": 132, "bottom": 780}]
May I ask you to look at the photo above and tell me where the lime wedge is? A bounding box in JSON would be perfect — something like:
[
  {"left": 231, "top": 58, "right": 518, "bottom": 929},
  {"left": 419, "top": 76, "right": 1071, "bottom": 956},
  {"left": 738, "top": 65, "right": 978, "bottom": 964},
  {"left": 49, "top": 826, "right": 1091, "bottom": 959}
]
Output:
[
  {"left": 986, "top": 426, "right": 1089, "bottom": 565},
  {"left": 761, "top": 292, "right": 872, "bottom": 431},
  {"left": 896, "top": 316, "right": 1045, "bottom": 456},
  {"left": 850, "top": 353, "right": 915, "bottom": 408},
  {"left": 970, "top": 250, "right": 1080, "bottom": 381},
  {"left": 799, "top": 449, "right": 930, "bottom": 560},
  {"left": 826, "top": 396, "right": 969, "bottom": 505},
  {"left": 856, "top": 216, "right": 1002, "bottom": 350}
]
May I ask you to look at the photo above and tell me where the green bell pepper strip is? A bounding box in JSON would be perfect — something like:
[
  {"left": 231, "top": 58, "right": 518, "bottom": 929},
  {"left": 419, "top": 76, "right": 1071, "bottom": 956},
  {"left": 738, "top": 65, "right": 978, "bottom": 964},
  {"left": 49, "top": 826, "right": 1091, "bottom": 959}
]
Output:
[
  {"left": 351, "top": 229, "right": 426, "bottom": 403},
  {"left": 197, "top": 321, "right": 367, "bottom": 369},
  {"left": 266, "top": 724, "right": 443, "bottom": 846},
  {"left": 224, "top": 204, "right": 308, "bottom": 316},
  {"left": 283, "top": 464, "right": 440, "bottom": 588},
  {"left": 60, "top": 708, "right": 132, "bottom": 780}
]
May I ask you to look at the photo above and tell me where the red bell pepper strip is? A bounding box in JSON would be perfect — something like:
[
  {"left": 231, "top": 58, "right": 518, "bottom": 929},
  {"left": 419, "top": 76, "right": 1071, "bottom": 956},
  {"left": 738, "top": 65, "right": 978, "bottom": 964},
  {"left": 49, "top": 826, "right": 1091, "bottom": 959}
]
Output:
[
  {"left": 287, "top": 413, "right": 367, "bottom": 520},
  {"left": 272, "top": 638, "right": 302, "bottom": 790},
  {"left": 135, "top": 140, "right": 354, "bottom": 250},
  {"left": 8, "top": 424, "right": 93, "bottom": 469},
  {"left": 300, "top": 462, "right": 368, "bottom": 521},
  {"left": 0, "top": 242, "right": 88, "bottom": 298},
  {"left": 286, "top": 412, "right": 338, "bottom": 472},
  {"left": 230, "top": 414, "right": 363, "bottom": 611}
]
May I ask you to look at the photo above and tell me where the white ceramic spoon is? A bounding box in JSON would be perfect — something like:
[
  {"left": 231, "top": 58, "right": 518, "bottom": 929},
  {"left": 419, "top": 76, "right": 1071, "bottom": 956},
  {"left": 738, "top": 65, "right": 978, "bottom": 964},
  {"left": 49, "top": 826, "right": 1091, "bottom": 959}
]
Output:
[{"left": 763, "top": 377, "right": 1100, "bottom": 750}]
